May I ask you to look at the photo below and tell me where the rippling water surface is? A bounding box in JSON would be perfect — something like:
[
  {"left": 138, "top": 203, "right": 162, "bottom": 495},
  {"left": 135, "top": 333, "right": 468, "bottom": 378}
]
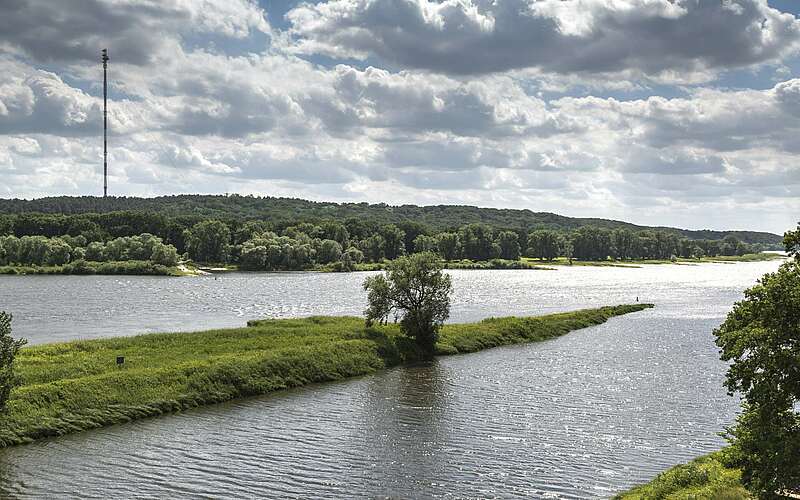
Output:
[{"left": 0, "top": 261, "right": 785, "bottom": 498}]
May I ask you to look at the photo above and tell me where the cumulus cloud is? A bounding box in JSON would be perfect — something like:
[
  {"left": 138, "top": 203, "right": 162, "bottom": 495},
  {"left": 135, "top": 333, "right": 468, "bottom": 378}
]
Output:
[
  {"left": 322, "top": 66, "right": 560, "bottom": 137},
  {"left": 288, "top": 0, "right": 800, "bottom": 78},
  {"left": 0, "top": 59, "right": 99, "bottom": 136},
  {"left": 620, "top": 148, "right": 728, "bottom": 175},
  {"left": 0, "top": 0, "right": 798, "bottom": 233},
  {"left": 553, "top": 78, "right": 800, "bottom": 153},
  {"left": 0, "top": 0, "right": 269, "bottom": 65},
  {"left": 775, "top": 78, "right": 800, "bottom": 116}
]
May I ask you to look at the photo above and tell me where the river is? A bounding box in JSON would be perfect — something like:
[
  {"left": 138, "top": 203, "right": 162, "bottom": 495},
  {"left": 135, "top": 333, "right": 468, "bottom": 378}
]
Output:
[{"left": 0, "top": 261, "right": 785, "bottom": 498}]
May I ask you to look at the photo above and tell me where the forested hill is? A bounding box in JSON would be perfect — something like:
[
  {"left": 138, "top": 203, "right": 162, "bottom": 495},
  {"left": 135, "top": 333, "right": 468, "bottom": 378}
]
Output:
[{"left": 0, "top": 195, "right": 781, "bottom": 245}]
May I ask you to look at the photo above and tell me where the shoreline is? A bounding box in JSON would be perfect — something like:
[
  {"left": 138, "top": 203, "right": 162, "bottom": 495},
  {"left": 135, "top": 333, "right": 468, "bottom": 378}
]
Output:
[
  {"left": 0, "top": 260, "right": 186, "bottom": 276},
  {"left": 0, "top": 253, "right": 783, "bottom": 277},
  {"left": 1, "top": 304, "right": 652, "bottom": 448}
]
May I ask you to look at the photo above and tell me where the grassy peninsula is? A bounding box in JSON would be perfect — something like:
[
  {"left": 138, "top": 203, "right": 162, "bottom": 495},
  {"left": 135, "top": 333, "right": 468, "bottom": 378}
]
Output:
[{"left": 0, "top": 304, "right": 651, "bottom": 448}]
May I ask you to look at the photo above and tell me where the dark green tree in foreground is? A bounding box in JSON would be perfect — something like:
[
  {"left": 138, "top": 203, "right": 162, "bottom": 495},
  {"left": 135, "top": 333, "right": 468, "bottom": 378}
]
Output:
[
  {"left": 714, "top": 223, "right": 800, "bottom": 497},
  {"left": 363, "top": 252, "right": 453, "bottom": 359},
  {"left": 0, "top": 312, "right": 26, "bottom": 412},
  {"left": 785, "top": 223, "right": 800, "bottom": 257}
]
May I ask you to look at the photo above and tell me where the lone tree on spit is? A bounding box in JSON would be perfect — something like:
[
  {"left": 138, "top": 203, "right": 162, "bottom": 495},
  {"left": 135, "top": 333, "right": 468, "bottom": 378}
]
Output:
[
  {"left": 363, "top": 252, "right": 453, "bottom": 359},
  {"left": 0, "top": 312, "right": 26, "bottom": 412}
]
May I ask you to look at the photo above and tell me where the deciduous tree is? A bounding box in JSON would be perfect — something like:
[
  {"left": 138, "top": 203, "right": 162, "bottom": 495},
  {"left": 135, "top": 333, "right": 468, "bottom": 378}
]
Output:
[
  {"left": 0, "top": 312, "right": 26, "bottom": 412},
  {"left": 363, "top": 253, "right": 453, "bottom": 359},
  {"left": 184, "top": 220, "right": 231, "bottom": 263},
  {"left": 496, "top": 231, "right": 521, "bottom": 260},
  {"left": 713, "top": 224, "right": 800, "bottom": 496}
]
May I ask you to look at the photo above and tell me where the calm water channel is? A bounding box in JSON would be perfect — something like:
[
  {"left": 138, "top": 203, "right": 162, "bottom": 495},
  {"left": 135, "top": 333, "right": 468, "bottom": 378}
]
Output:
[{"left": 0, "top": 261, "right": 785, "bottom": 498}]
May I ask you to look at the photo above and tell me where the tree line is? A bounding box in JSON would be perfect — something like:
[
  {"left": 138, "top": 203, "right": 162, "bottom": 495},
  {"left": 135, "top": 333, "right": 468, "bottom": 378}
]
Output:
[
  {"left": 204, "top": 220, "right": 758, "bottom": 267},
  {"left": 0, "top": 212, "right": 760, "bottom": 270},
  {"left": 527, "top": 227, "right": 754, "bottom": 261},
  {"left": 0, "top": 195, "right": 782, "bottom": 246},
  {"left": 0, "top": 234, "right": 179, "bottom": 268}
]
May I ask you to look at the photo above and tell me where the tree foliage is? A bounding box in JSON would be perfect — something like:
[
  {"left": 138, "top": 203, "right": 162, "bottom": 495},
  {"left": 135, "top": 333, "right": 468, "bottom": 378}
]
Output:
[
  {"left": 0, "top": 195, "right": 782, "bottom": 246},
  {"left": 713, "top": 224, "right": 800, "bottom": 496},
  {"left": 0, "top": 197, "right": 768, "bottom": 271},
  {"left": 0, "top": 312, "right": 26, "bottom": 412},
  {"left": 785, "top": 222, "right": 800, "bottom": 258},
  {"left": 413, "top": 234, "right": 438, "bottom": 254},
  {"left": 436, "top": 232, "right": 460, "bottom": 261},
  {"left": 459, "top": 223, "right": 498, "bottom": 261},
  {"left": 363, "top": 253, "right": 453, "bottom": 358},
  {"left": 184, "top": 220, "right": 231, "bottom": 263},
  {"left": 527, "top": 230, "right": 564, "bottom": 261},
  {"left": 496, "top": 230, "right": 521, "bottom": 260},
  {"left": 0, "top": 233, "right": 179, "bottom": 268}
]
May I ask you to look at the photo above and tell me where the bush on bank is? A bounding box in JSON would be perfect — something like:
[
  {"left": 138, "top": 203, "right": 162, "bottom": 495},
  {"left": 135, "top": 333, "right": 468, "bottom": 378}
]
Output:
[{"left": 0, "top": 304, "right": 651, "bottom": 448}]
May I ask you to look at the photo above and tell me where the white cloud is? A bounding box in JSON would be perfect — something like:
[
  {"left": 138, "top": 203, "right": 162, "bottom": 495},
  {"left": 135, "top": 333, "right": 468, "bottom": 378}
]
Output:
[
  {"left": 287, "top": 0, "right": 800, "bottom": 79},
  {"left": 0, "top": 0, "right": 269, "bottom": 65},
  {"left": 0, "top": 0, "right": 798, "bottom": 233}
]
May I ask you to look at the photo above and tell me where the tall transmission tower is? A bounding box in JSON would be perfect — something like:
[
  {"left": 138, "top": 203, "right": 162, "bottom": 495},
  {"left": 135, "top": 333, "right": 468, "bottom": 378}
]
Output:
[{"left": 102, "top": 48, "right": 109, "bottom": 197}]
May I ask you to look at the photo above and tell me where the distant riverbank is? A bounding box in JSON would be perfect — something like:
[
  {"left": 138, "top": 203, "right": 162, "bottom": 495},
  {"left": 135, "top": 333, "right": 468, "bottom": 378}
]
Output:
[
  {"left": 0, "top": 260, "right": 188, "bottom": 276},
  {"left": 259, "top": 252, "right": 785, "bottom": 273},
  {"left": 520, "top": 252, "right": 786, "bottom": 268},
  {"left": 1, "top": 304, "right": 651, "bottom": 448},
  {"left": 0, "top": 252, "right": 782, "bottom": 276}
]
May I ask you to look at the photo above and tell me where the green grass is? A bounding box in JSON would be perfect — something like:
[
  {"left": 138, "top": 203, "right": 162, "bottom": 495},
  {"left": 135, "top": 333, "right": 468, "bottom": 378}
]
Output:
[
  {"left": 345, "top": 259, "right": 553, "bottom": 272},
  {"left": 700, "top": 253, "right": 785, "bottom": 263},
  {"left": 522, "top": 253, "right": 785, "bottom": 268},
  {"left": 615, "top": 451, "right": 751, "bottom": 499},
  {"left": 4, "top": 253, "right": 778, "bottom": 277},
  {"left": 521, "top": 257, "right": 642, "bottom": 267},
  {"left": 441, "top": 258, "right": 553, "bottom": 270},
  {"left": 1, "top": 304, "right": 652, "bottom": 448}
]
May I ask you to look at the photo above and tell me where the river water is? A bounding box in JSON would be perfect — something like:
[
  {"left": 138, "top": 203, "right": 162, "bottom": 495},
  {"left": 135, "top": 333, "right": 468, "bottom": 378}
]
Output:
[{"left": 0, "top": 261, "right": 785, "bottom": 498}]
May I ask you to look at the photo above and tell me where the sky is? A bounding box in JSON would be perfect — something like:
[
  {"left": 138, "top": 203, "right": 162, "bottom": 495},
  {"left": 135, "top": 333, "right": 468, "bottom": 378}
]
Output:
[{"left": 0, "top": 0, "right": 799, "bottom": 234}]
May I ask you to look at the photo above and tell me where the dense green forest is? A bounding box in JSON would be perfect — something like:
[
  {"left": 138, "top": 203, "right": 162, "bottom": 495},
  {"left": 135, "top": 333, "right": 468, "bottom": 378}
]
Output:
[
  {"left": 0, "top": 195, "right": 781, "bottom": 245},
  {"left": 0, "top": 198, "right": 773, "bottom": 273}
]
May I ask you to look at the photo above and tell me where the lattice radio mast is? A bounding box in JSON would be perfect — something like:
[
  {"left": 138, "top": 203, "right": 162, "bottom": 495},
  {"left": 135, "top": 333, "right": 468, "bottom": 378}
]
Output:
[{"left": 102, "top": 48, "right": 109, "bottom": 197}]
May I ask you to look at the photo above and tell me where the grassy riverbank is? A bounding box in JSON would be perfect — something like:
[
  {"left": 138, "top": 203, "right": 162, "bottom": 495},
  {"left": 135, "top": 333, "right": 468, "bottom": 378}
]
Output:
[
  {"left": 0, "top": 304, "right": 651, "bottom": 448},
  {"left": 339, "top": 253, "right": 783, "bottom": 273},
  {"left": 327, "top": 258, "right": 554, "bottom": 272},
  {"left": 2, "top": 253, "right": 779, "bottom": 276},
  {"left": 216, "top": 259, "right": 554, "bottom": 273},
  {"left": 615, "top": 451, "right": 750, "bottom": 499},
  {"left": 0, "top": 260, "right": 186, "bottom": 276},
  {"left": 522, "top": 252, "right": 785, "bottom": 268}
]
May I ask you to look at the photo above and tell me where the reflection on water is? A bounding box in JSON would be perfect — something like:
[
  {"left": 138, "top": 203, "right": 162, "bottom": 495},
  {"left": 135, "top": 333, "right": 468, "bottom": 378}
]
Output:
[
  {"left": 0, "top": 261, "right": 784, "bottom": 498},
  {"left": 363, "top": 361, "right": 451, "bottom": 497}
]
